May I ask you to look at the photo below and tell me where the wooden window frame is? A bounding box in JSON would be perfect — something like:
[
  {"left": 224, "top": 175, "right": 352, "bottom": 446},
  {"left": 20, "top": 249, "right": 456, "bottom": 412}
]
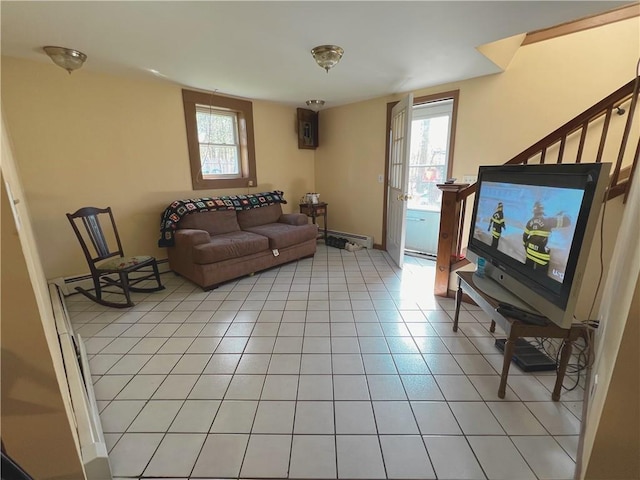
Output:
[{"left": 182, "top": 89, "right": 257, "bottom": 190}]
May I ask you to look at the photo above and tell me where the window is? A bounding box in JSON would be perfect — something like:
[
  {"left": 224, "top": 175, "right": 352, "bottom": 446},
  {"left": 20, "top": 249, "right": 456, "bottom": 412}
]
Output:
[{"left": 182, "top": 89, "right": 257, "bottom": 190}]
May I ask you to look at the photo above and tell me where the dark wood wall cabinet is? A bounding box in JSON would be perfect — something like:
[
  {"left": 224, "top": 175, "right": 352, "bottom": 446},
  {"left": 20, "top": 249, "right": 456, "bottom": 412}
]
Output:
[{"left": 297, "top": 108, "right": 319, "bottom": 149}]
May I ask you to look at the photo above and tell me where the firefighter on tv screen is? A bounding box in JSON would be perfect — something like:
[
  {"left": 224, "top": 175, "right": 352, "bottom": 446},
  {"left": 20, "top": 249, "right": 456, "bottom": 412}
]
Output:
[
  {"left": 487, "top": 202, "right": 506, "bottom": 249},
  {"left": 522, "top": 201, "right": 571, "bottom": 273}
]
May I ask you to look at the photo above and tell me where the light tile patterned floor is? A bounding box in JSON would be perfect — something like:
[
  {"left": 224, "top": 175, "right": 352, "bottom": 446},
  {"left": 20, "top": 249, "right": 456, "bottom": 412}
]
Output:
[{"left": 68, "top": 246, "right": 583, "bottom": 480}]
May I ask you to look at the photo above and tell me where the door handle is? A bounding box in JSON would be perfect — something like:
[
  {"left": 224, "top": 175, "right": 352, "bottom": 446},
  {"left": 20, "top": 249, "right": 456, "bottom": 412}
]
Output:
[{"left": 397, "top": 194, "right": 413, "bottom": 201}]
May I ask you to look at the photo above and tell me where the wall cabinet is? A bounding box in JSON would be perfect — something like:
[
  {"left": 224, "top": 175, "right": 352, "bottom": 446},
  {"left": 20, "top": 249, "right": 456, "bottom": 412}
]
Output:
[{"left": 297, "top": 108, "right": 319, "bottom": 149}]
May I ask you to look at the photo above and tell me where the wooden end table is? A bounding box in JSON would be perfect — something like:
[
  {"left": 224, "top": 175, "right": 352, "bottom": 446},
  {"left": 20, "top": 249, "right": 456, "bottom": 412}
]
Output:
[{"left": 299, "top": 202, "right": 328, "bottom": 241}]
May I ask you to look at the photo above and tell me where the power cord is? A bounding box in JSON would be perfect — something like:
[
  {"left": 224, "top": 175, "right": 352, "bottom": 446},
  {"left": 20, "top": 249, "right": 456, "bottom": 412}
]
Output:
[
  {"left": 558, "top": 334, "right": 590, "bottom": 392},
  {"left": 586, "top": 186, "right": 608, "bottom": 322},
  {"left": 532, "top": 331, "right": 591, "bottom": 393}
]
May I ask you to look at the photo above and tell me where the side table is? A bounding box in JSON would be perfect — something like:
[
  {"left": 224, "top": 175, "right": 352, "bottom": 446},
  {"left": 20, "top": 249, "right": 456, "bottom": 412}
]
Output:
[
  {"left": 299, "top": 202, "right": 328, "bottom": 242},
  {"left": 454, "top": 271, "right": 585, "bottom": 401}
]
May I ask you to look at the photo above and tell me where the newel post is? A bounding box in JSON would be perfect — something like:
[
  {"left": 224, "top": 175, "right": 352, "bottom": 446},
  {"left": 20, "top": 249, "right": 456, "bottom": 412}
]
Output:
[{"left": 434, "top": 183, "right": 469, "bottom": 297}]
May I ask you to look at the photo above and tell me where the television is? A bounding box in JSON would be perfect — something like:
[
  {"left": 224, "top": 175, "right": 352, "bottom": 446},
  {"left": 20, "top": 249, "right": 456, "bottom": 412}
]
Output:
[{"left": 466, "top": 162, "right": 611, "bottom": 329}]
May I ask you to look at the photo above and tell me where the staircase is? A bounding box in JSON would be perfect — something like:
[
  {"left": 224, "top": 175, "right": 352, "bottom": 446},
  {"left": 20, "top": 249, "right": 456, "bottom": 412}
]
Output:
[{"left": 434, "top": 76, "right": 640, "bottom": 297}]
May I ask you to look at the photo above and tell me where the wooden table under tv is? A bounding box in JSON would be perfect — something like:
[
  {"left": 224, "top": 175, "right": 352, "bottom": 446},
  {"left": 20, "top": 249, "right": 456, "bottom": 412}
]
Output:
[{"left": 453, "top": 271, "right": 587, "bottom": 401}]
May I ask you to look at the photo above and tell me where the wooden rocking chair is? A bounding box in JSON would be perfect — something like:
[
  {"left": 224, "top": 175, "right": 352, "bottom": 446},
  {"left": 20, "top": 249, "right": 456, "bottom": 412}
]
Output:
[{"left": 66, "top": 206, "right": 165, "bottom": 308}]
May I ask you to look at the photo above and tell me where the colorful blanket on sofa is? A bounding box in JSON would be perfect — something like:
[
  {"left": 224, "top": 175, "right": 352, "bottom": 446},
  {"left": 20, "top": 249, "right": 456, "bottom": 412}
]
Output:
[{"left": 158, "top": 191, "right": 287, "bottom": 247}]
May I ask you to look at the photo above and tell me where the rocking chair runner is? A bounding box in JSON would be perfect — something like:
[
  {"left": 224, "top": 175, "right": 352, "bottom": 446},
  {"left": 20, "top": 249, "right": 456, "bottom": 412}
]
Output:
[{"left": 66, "top": 206, "right": 165, "bottom": 308}]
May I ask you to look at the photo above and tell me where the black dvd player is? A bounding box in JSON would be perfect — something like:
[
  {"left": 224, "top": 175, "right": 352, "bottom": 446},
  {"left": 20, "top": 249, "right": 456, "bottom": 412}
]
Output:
[{"left": 494, "top": 338, "right": 557, "bottom": 372}]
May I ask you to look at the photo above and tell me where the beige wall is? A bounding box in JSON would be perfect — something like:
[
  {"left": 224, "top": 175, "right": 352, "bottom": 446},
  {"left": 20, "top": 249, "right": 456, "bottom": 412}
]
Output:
[
  {"left": 581, "top": 162, "right": 640, "bottom": 479},
  {"left": 1, "top": 180, "right": 85, "bottom": 479},
  {"left": 585, "top": 281, "right": 640, "bottom": 479},
  {"left": 2, "top": 110, "right": 86, "bottom": 478},
  {"left": 315, "top": 99, "right": 390, "bottom": 242},
  {"left": 1, "top": 57, "right": 315, "bottom": 279},
  {"left": 315, "top": 17, "right": 640, "bottom": 244}
]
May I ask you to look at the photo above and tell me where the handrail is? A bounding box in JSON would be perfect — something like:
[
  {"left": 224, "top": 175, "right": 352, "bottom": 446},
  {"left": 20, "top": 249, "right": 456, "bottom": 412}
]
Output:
[
  {"left": 456, "top": 77, "right": 639, "bottom": 202},
  {"left": 436, "top": 76, "right": 639, "bottom": 297}
]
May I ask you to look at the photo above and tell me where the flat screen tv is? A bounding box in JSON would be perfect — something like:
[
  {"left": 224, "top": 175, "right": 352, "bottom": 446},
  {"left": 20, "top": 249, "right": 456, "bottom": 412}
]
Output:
[{"left": 466, "top": 162, "right": 610, "bottom": 329}]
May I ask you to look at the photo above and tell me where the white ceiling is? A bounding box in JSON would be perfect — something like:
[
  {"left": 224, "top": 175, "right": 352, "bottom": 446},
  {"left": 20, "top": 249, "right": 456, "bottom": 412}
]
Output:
[{"left": 1, "top": 1, "right": 631, "bottom": 107}]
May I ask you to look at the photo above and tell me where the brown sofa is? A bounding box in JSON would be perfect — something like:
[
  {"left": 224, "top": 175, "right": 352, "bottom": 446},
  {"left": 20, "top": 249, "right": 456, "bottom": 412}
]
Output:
[{"left": 167, "top": 204, "right": 317, "bottom": 289}]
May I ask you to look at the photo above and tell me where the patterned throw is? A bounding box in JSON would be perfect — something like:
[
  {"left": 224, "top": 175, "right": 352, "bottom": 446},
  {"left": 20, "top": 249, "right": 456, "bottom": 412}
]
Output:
[{"left": 158, "top": 191, "right": 287, "bottom": 247}]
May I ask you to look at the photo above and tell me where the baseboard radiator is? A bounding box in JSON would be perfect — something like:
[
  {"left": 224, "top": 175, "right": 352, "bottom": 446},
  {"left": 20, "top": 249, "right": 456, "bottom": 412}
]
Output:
[
  {"left": 325, "top": 230, "right": 374, "bottom": 249},
  {"left": 50, "top": 284, "right": 112, "bottom": 479}
]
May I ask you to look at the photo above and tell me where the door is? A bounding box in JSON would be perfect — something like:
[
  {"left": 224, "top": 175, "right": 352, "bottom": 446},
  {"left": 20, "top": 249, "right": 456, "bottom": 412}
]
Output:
[
  {"left": 386, "top": 93, "right": 413, "bottom": 268},
  {"left": 404, "top": 99, "right": 454, "bottom": 256}
]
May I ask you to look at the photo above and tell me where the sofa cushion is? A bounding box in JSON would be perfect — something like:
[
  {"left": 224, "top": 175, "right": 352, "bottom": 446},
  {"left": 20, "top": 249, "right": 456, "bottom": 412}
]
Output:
[
  {"left": 192, "top": 231, "right": 269, "bottom": 264},
  {"left": 279, "top": 213, "right": 308, "bottom": 226},
  {"left": 179, "top": 211, "right": 240, "bottom": 236},
  {"left": 237, "top": 204, "right": 283, "bottom": 229},
  {"left": 244, "top": 223, "right": 318, "bottom": 249}
]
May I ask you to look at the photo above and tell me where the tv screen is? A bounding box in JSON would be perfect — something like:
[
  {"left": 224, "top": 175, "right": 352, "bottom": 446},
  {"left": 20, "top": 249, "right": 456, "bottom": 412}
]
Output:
[{"left": 467, "top": 162, "right": 610, "bottom": 328}]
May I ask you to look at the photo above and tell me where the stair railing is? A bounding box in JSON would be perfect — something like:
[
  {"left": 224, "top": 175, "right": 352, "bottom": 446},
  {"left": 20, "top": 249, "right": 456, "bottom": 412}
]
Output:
[{"left": 435, "top": 76, "right": 640, "bottom": 297}]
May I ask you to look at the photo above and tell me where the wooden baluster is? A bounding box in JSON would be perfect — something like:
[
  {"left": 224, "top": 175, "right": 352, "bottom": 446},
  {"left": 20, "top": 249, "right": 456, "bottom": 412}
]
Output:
[
  {"left": 557, "top": 136, "right": 566, "bottom": 164},
  {"left": 576, "top": 122, "right": 588, "bottom": 163},
  {"left": 613, "top": 87, "right": 639, "bottom": 187},
  {"left": 596, "top": 107, "right": 613, "bottom": 164}
]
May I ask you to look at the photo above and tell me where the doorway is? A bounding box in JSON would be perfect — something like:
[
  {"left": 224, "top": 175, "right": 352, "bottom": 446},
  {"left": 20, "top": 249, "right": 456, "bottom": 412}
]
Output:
[
  {"left": 405, "top": 96, "right": 456, "bottom": 256},
  {"left": 383, "top": 90, "right": 458, "bottom": 264}
]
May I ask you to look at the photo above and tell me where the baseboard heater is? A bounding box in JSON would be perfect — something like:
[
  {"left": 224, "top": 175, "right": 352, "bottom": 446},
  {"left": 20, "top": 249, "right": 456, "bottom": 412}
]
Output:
[
  {"left": 50, "top": 284, "right": 113, "bottom": 479},
  {"left": 325, "top": 230, "right": 374, "bottom": 249},
  {"left": 494, "top": 338, "right": 557, "bottom": 372}
]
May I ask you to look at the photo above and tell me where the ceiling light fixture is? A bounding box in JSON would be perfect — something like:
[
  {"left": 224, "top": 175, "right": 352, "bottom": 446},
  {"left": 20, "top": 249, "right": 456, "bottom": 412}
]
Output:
[
  {"left": 311, "top": 45, "right": 344, "bottom": 73},
  {"left": 306, "top": 100, "right": 326, "bottom": 112},
  {"left": 43, "top": 46, "right": 87, "bottom": 74}
]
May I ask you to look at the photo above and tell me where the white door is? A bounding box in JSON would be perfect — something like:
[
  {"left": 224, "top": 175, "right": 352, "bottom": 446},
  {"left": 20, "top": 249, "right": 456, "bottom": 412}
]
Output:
[{"left": 386, "top": 93, "right": 413, "bottom": 268}]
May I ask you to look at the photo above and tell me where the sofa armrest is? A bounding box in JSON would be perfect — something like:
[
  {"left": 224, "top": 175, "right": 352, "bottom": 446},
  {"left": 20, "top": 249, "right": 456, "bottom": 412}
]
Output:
[
  {"left": 174, "top": 229, "right": 210, "bottom": 247},
  {"left": 279, "top": 213, "right": 308, "bottom": 226}
]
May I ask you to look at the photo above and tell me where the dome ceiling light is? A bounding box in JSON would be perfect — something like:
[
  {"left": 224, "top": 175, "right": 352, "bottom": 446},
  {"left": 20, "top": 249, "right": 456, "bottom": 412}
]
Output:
[
  {"left": 43, "top": 46, "right": 87, "bottom": 74},
  {"left": 306, "top": 100, "right": 325, "bottom": 112},
  {"left": 311, "top": 45, "right": 344, "bottom": 73}
]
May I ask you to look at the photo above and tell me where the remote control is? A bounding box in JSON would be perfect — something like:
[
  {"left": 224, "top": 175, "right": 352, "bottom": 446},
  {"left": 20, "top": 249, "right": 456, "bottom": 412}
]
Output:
[{"left": 496, "top": 304, "right": 548, "bottom": 326}]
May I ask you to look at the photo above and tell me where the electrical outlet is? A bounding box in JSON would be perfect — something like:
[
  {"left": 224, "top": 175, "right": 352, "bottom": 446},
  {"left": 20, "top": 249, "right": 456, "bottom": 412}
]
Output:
[
  {"left": 462, "top": 175, "right": 477, "bottom": 184},
  {"left": 248, "top": 180, "right": 254, "bottom": 187},
  {"left": 378, "top": 174, "right": 384, "bottom": 184}
]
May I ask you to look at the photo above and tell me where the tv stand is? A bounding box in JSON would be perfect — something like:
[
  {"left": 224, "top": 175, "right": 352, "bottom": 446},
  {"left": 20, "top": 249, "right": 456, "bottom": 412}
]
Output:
[
  {"left": 471, "top": 274, "right": 538, "bottom": 314},
  {"left": 453, "top": 271, "right": 586, "bottom": 401}
]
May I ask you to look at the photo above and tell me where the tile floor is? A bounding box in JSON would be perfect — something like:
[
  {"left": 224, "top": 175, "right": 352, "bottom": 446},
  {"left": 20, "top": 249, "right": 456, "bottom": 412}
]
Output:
[{"left": 68, "top": 246, "right": 585, "bottom": 480}]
